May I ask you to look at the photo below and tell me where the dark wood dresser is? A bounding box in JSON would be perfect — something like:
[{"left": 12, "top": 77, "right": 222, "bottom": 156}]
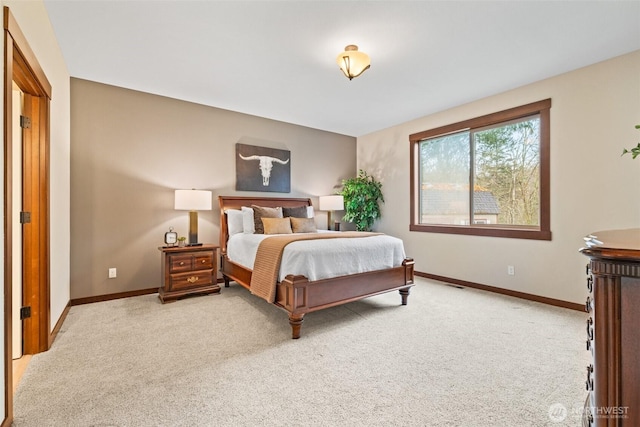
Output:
[
  {"left": 580, "top": 229, "right": 640, "bottom": 426},
  {"left": 158, "top": 244, "right": 221, "bottom": 303}
]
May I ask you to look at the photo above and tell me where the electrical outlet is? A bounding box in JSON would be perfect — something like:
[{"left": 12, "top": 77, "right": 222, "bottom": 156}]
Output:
[
  {"left": 507, "top": 265, "right": 515, "bottom": 276},
  {"left": 108, "top": 268, "right": 117, "bottom": 279}
]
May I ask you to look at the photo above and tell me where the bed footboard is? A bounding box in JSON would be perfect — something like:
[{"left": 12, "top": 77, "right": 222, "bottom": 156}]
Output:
[{"left": 276, "top": 258, "right": 415, "bottom": 338}]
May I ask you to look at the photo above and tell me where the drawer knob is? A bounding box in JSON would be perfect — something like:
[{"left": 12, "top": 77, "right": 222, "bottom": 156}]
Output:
[
  {"left": 201, "top": 259, "right": 206, "bottom": 264},
  {"left": 187, "top": 276, "right": 198, "bottom": 283},
  {"left": 179, "top": 261, "right": 185, "bottom": 266}
]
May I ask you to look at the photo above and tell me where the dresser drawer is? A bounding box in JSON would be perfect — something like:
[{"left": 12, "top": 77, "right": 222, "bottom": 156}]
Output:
[
  {"left": 169, "top": 269, "right": 214, "bottom": 291},
  {"left": 193, "top": 252, "right": 214, "bottom": 270},
  {"left": 169, "top": 254, "right": 193, "bottom": 273}
]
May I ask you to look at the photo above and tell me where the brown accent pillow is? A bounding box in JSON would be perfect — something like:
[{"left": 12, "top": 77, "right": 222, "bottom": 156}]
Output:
[
  {"left": 283, "top": 206, "right": 309, "bottom": 218},
  {"left": 252, "top": 205, "right": 283, "bottom": 234},
  {"left": 291, "top": 217, "right": 317, "bottom": 233},
  {"left": 262, "top": 217, "right": 293, "bottom": 234}
]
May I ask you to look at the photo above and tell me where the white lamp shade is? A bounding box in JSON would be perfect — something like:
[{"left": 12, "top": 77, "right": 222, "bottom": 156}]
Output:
[
  {"left": 319, "top": 195, "right": 344, "bottom": 211},
  {"left": 174, "top": 190, "right": 212, "bottom": 211}
]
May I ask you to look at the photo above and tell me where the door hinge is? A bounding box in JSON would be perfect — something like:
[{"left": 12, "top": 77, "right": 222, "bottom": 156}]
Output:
[
  {"left": 20, "top": 211, "right": 31, "bottom": 224},
  {"left": 20, "top": 306, "right": 31, "bottom": 320},
  {"left": 20, "top": 115, "right": 31, "bottom": 129}
]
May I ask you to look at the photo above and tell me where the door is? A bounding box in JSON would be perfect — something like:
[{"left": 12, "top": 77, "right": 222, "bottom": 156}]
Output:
[
  {"left": 11, "top": 84, "right": 23, "bottom": 359},
  {"left": 19, "top": 92, "right": 49, "bottom": 355}
]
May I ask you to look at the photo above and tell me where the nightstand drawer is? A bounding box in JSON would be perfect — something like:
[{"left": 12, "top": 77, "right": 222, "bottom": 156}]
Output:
[
  {"left": 193, "top": 253, "right": 213, "bottom": 270},
  {"left": 169, "top": 269, "right": 214, "bottom": 290},
  {"left": 169, "top": 254, "right": 193, "bottom": 273}
]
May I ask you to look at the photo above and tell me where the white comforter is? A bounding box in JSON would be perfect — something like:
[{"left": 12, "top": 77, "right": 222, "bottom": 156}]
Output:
[{"left": 227, "top": 231, "right": 406, "bottom": 282}]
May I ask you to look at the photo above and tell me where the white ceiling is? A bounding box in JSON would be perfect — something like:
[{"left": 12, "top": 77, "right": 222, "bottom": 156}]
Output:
[{"left": 43, "top": 1, "right": 640, "bottom": 137}]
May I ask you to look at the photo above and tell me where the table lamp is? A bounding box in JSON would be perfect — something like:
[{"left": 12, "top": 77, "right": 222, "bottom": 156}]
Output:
[
  {"left": 319, "top": 195, "right": 344, "bottom": 231},
  {"left": 174, "top": 189, "right": 212, "bottom": 245}
]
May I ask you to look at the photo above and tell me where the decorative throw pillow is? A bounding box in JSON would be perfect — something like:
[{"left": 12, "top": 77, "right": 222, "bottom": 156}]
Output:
[
  {"left": 291, "top": 217, "right": 317, "bottom": 233},
  {"left": 283, "top": 206, "right": 308, "bottom": 218},
  {"left": 224, "top": 209, "right": 244, "bottom": 237},
  {"left": 262, "top": 217, "right": 293, "bottom": 234},
  {"left": 241, "top": 206, "right": 255, "bottom": 234},
  {"left": 251, "top": 205, "right": 283, "bottom": 234}
]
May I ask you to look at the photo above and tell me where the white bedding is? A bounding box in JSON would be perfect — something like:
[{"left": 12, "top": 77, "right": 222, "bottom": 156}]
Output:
[{"left": 226, "top": 231, "right": 406, "bottom": 282}]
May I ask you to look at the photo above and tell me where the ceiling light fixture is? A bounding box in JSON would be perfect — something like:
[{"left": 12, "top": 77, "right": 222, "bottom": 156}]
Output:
[{"left": 336, "top": 45, "right": 370, "bottom": 80}]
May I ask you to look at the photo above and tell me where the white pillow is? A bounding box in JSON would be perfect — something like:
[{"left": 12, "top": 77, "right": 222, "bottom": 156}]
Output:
[
  {"left": 241, "top": 206, "right": 255, "bottom": 234},
  {"left": 224, "top": 209, "right": 243, "bottom": 237},
  {"left": 307, "top": 206, "right": 315, "bottom": 218}
]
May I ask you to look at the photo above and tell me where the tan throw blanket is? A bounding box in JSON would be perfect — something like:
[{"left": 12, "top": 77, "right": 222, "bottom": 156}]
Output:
[{"left": 250, "top": 232, "right": 382, "bottom": 302}]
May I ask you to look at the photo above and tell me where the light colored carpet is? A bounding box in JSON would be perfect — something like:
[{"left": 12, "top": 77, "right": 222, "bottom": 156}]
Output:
[{"left": 13, "top": 278, "right": 589, "bottom": 426}]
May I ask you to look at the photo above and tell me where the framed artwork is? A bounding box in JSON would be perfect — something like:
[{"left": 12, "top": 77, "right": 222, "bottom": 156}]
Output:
[{"left": 236, "top": 143, "right": 291, "bottom": 193}]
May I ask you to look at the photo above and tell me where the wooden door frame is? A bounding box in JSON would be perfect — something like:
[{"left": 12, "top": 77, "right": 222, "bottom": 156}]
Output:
[{"left": 3, "top": 7, "right": 51, "bottom": 425}]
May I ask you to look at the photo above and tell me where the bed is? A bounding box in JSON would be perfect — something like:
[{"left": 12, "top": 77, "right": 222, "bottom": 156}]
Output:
[{"left": 219, "top": 196, "right": 415, "bottom": 339}]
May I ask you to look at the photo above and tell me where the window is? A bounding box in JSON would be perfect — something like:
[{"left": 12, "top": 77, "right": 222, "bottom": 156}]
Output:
[{"left": 410, "top": 99, "right": 551, "bottom": 240}]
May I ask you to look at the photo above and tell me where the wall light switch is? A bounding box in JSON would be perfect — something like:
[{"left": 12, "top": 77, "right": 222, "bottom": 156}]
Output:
[{"left": 108, "top": 268, "right": 117, "bottom": 279}]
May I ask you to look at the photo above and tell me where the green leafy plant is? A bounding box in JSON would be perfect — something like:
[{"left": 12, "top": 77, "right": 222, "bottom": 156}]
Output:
[
  {"left": 621, "top": 125, "right": 640, "bottom": 159},
  {"left": 341, "top": 170, "right": 384, "bottom": 231}
]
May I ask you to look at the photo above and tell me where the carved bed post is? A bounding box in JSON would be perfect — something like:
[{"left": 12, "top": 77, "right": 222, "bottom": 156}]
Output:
[
  {"left": 399, "top": 288, "right": 410, "bottom": 305},
  {"left": 400, "top": 258, "right": 415, "bottom": 305},
  {"left": 289, "top": 314, "right": 304, "bottom": 339}
]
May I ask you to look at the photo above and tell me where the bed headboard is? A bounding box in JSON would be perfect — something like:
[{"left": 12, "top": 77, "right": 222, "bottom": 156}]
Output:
[{"left": 218, "top": 196, "right": 313, "bottom": 254}]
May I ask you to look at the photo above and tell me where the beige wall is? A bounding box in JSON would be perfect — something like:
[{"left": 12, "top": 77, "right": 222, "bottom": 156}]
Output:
[
  {"left": 70, "top": 79, "right": 356, "bottom": 299},
  {"left": 358, "top": 50, "right": 640, "bottom": 305}
]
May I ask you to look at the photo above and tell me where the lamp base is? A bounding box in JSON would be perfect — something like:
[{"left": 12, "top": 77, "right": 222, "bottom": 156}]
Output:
[
  {"left": 189, "top": 211, "right": 199, "bottom": 245},
  {"left": 186, "top": 243, "right": 203, "bottom": 247}
]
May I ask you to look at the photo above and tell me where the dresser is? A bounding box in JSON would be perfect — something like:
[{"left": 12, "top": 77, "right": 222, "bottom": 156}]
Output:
[
  {"left": 158, "top": 244, "right": 221, "bottom": 303},
  {"left": 580, "top": 229, "right": 640, "bottom": 426}
]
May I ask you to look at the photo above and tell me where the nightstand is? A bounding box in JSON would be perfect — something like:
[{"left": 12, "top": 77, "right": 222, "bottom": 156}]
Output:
[{"left": 158, "top": 244, "right": 221, "bottom": 303}]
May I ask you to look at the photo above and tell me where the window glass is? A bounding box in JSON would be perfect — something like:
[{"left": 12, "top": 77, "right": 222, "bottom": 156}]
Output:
[
  {"left": 419, "top": 131, "right": 470, "bottom": 225},
  {"left": 473, "top": 116, "right": 540, "bottom": 226}
]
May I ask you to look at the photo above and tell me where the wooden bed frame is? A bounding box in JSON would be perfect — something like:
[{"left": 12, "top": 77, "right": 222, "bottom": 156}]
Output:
[{"left": 219, "top": 196, "right": 415, "bottom": 339}]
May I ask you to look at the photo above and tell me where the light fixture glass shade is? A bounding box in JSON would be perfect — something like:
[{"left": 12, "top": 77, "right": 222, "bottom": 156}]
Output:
[
  {"left": 336, "top": 45, "right": 370, "bottom": 80},
  {"left": 319, "top": 195, "right": 344, "bottom": 211},
  {"left": 174, "top": 190, "right": 212, "bottom": 211}
]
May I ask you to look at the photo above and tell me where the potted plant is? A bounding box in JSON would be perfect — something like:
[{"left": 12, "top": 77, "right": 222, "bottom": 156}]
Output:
[
  {"left": 341, "top": 169, "right": 384, "bottom": 231},
  {"left": 177, "top": 236, "right": 187, "bottom": 247},
  {"left": 621, "top": 125, "right": 640, "bottom": 159}
]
